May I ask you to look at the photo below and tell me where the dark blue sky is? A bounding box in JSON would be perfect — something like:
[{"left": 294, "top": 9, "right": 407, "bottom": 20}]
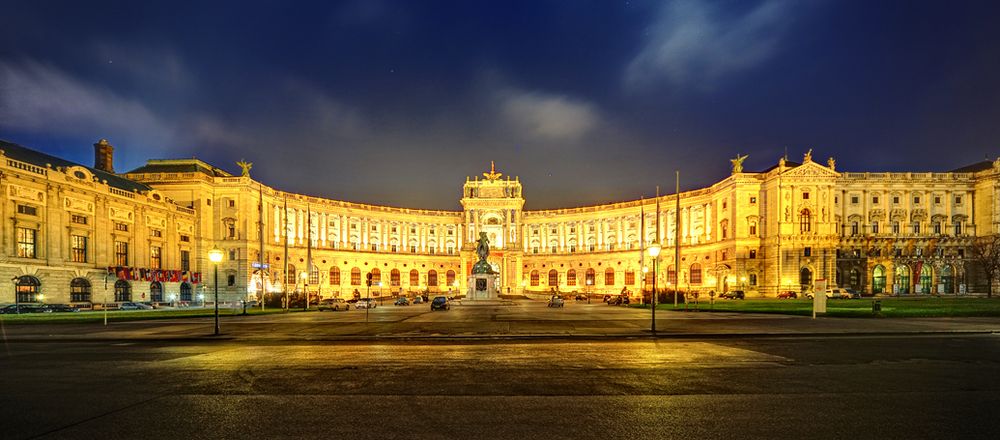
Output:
[{"left": 2, "top": 0, "right": 998, "bottom": 209}]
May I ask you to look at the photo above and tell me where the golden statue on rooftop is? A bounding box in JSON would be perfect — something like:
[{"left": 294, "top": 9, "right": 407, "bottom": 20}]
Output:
[
  {"left": 237, "top": 159, "right": 253, "bottom": 177},
  {"left": 730, "top": 154, "right": 748, "bottom": 174},
  {"left": 483, "top": 161, "right": 502, "bottom": 180}
]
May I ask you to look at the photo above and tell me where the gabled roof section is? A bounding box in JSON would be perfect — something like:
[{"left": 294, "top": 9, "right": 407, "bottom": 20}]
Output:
[
  {"left": 127, "top": 158, "right": 232, "bottom": 177},
  {"left": 755, "top": 160, "right": 801, "bottom": 173},
  {"left": 0, "top": 139, "right": 151, "bottom": 192},
  {"left": 949, "top": 160, "right": 994, "bottom": 173}
]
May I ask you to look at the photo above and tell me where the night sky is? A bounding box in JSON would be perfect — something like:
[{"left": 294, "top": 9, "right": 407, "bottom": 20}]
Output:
[{"left": 2, "top": 0, "right": 999, "bottom": 210}]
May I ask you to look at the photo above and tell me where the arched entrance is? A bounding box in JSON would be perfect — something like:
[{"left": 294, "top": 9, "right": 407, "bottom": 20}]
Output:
[
  {"left": 918, "top": 265, "right": 933, "bottom": 294},
  {"left": 180, "top": 282, "right": 193, "bottom": 302},
  {"left": 941, "top": 265, "right": 955, "bottom": 294},
  {"left": 895, "top": 265, "right": 910, "bottom": 294},
  {"left": 799, "top": 267, "right": 813, "bottom": 292},
  {"left": 150, "top": 282, "right": 163, "bottom": 302},
  {"left": 114, "top": 280, "right": 132, "bottom": 302},
  {"left": 15, "top": 275, "right": 41, "bottom": 303},
  {"left": 872, "top": 265, "right": 886, "bottom": 294},
  {"left": 70, "top": 278, "right": 92, "bottom": 303}
]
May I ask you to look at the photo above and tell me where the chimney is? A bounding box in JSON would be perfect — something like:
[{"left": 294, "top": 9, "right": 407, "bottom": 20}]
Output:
[{"left": 93, "top": 139, "right": 114, "bottom": 173}]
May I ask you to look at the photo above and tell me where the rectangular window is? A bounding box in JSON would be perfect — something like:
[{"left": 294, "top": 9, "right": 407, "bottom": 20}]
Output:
[
  {"left": 17, "top": 227, "right": 37, "bottom": 258},
  {"left": 914, "top": 197, "right": 920, "bottom": 204},
  {"left": 227, "top": 274, "right": 236, "bottom": 286},
  {"left": 229, "top": 249, "right": 238, "bottom": 260},
  {"left": 749, "top": 224, "right": 757, "bottom": 236},
  {"left": 873, "top": 196, "right": 879, "bottom": 204},
  {"left": 180, "top": 235, "right": 190, "bottom": 242},
  {"left": 749, "top": 249, "right": 757, "bottom": 259},
  {"left": 150, "top": 229, "right": 162, "bottom": 238},
  {"left": 625, "top": 271, "right": 635, "bottom": 285},
  {"left": 722, "top": 201, "right": 727, "bottom": 209},
  {"left": 851, "top": 222, "right": 859, "bottom": 235},
  {"left": 851, "top": 196, "right": 859, "bottom": 204},
  {"left": 892, "top": 222, "right": 900, "bottom": 234},
  {"left": 114, "top": 241, "right": 129, "bottom": 266},
  {"left": 180, "top": 250, "right": 190, "bottom": 271},
  {"left": 749, "top": 197, "right": 756, "bottom": 204},
  {"left": 721, "top": 251, "right": 727, "bottom": 260},
  {"left": 410, "top": 245, "right": 417, "bottom": 253},
  {"left": 913, "top": 223, "right": 920, "bottom": 234},
  {"left": 371, "top": 244, "right": 378, "bottom": 251},
  {"left": 804, "top": 247, "right": 812, "bottom": 257},
  {"left": 955, "top": 196, "right": 962, "bottom": 204},
  {"left": 391, "top": 244, "right": 398, "bottom": 252},
  {"left": 115, "top": 222, "right": 129, "bottom": 232},
  {"left": 934, "top": 223, "right": 941, "bottom": 235},
  {"left": 749, "top": 274, "right": 757, "bottom": 286},
  {"left": 228, "top": 200, "right": 235, "bottom": 208},
  {"left": 802, "top": 192, "right": 810, "bottom": 200},
  {"left": 71, "top": 235, "right": 87, "bottom": 263},
  {"left": 893, "top": 196, "right": 899, "bottom": 204},
  {"left": 150, "top": 246, "right": 162, "bottom": 269},
  {"left": 934, "top": 196, "right": 941, "bottom": 204},
  {"left": 872, "top": 222, "right": 879, "bottom": 234},
  {"left": 954, "top": 223, "right": 962, "bottom": 236},
  {"left": 71, "top": 214, "right": 88, "bottom": 225},
  {"left": 16, "top": 204, "right": 37, "bottom": 216}
]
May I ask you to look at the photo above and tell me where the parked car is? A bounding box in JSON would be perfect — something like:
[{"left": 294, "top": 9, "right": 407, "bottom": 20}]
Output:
[
  {"left": 1, "top": 304, "right": 47, "bottom": 313},
  {"left": 805, "top": 288, "right": 855, "bottom": 300},
  {"left": 355, "top": 298, "right": 377, "bottom": 309},
  {"left": 394, "top": 297, "right": 410, "bottom": 306},
  {"left": 575, "top": 294, "right": 588, "bottom": 301},
  {"left": 317, "top": 298, "right": 350, "bottom": 311},
  {"left": 119, "top": 302, "right": 153, "bottom": 310},
  {"left": 430, "top": 296, "right": 450, "bottom": 311},
  {"left": 721, "top": 290, "right": 745, "bottom": 300},
  {"left": 844, "top": 289, "right": 863, "bottom": 299},
  {"left": 413, "top": 296, "right": 424, "bottom": 304},
  {"left": 777, "top": 290, "right": 798, "bottom": 299},
  {"left": 40, "top": 304, "right": 81, "bottom": 313},
  {"left": 548, "top": 295, "right": 565, "bottom": 308}
]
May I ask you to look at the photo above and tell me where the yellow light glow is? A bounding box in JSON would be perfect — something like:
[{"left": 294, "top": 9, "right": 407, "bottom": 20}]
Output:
[
  {"left": 648, "top": 244, "right": 661, "bottom": 257},
  {"left": 208, "top": 247, "right": 224, "bottom": 263}
]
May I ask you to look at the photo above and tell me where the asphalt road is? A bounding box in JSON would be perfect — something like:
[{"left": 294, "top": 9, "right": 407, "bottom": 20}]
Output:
[{"left": 3, "top": 334, "right": 1000, "bottom": 439}]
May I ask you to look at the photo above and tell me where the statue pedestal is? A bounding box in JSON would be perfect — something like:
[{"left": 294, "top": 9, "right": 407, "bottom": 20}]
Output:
[{"left": 466, "top": 274, "right": 499, "bottom": 301}]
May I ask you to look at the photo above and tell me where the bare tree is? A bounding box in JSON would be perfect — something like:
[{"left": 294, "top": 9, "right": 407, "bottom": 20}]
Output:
[{"left": 969, "top": 235, "right": 1000, "bottom": 298}]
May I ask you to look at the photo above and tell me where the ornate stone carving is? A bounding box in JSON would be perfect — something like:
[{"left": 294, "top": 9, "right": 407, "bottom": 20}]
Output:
[
  {"left": 63, "top": 197, "right": 94, "bottom": 213},
  {"left": 237, "top": 159, "right": 252, "bottom": 177},
  {"left": 730, "top": 154, "right": 748, "bottom": 174},
  {"left": 8, "top": 184, "right": 45, "bottom": 204}
]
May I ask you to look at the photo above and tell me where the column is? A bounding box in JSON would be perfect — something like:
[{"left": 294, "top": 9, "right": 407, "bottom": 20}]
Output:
[{"left": 705, "top": 203, "right": 712, "bottom": 241}]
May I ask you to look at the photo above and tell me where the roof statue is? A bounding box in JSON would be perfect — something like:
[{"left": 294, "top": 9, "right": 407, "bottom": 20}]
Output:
[
  {"left": 483, "top": 161, "right": 502, "bottom": 180},
  {"left": 803, "top": 149, "right": 813, "bottom": 163},
  {"left": 827, "top": 157, "right": 836, "bottom": 171},
  {"left": 237, "top": 159, "right": 252, "bottom": 177},
  {"left": 472, "top": 232, "right": 497, "bottom": 274},
  {"left": 730, "top": 154, "right": 748, "bottom": 174}
]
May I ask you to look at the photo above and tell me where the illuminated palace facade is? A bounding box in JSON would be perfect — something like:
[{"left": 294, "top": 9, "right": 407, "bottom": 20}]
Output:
[{"left": 2, "top": 139, "right": 998, "bottom": 305}]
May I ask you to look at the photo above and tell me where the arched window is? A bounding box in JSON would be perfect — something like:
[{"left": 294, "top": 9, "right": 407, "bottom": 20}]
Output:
[
  {"left": 585, "top": 268, "right": 595, "bottom": 286},
  {"left": 690, "top": 264, "right": 702, "bottom": 285},
  {"left": 70, "top": 278, "right": 91, "bottom": 303},
  {"left": 180, "top": 282, "right": 193, "bottom": 301},
  {"left": 872, "top": 265, "right": 886, "bottom": 294},
  {"left": 330, "top": 267, "right": 340, "bottom": 286},
  {"left": 918, "top": 265, "right": 933, "bottom": 294},
  {"left": 428, "top": 270, "right": 438, "bottom": 287},
  {"left": 410, "top": 269, "right": 419, "bottom": 286},
  {"left": 567, "top": 269, "right": 577, "bottom": 286},
  {"left": 941, "top": 265, "right": 954, "bottom": 294},
  {"left": 604, "top": 268, "right": 614, "bottom": 286},
  {"left": 371, "top": 268, "right": 381, "bottom": 286},
  {"left": 286, "top": 264, "right": 297, "bottom": 285},
  {"left": 644, "top": 270, "right": 653, "bottom": 287},
  {"left": 548, "top": 270, "right": 559, "bottom": 286},
  {"left": 446, "top": 270, "right": 456, "bottom": 287},
  {"left": 799, "top": 267, "right": 812, "bottom": 291},
  {"left": 15, "top": 275, "right": 41, "bottom": 303},
  {"left": 351, "top": 267, "right": 361, "bottom": 286},
  {"left": 150, "top": 282, "right": 163, "bottom": 302},
  {"left": 390, "top": 269, "right": 401, "bottom": 286},
  {"left": 625, "top": 270, "right": 635, "bottom": 286},
  {"left": 309, "top": 265, "right": 319, "bottom": 284},
  {"left": 530, "top": 270, "right": 540, "bottom": 286},
  {"left": 114, "top": 279, "right": 131, "bottom": 302},
  {"left": 667, "top": 265, "right": 677, "bottom": 285},
  {"left": 849, "top": 268, "right": 861, "bottom": 290},
  {"left": 799, "top": 209, "right": 812, "bottom": 233}
]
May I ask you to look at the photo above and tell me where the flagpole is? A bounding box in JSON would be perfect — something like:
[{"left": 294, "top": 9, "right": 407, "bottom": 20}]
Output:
[
  {"left": 305, "top": 203, "right": 312, "bottom": 311},
  {"left": 283, "top": 195, "right": 289, "bottom": 312}
]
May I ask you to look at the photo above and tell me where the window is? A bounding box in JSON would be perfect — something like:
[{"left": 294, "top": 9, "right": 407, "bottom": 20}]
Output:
[
  {"left": 391, "top": 244, "right": 398, "bottom": 252},
  {"left": 893, "top": 196, "right": 899, "bottom": 204},
  {"left": 180, "top": 235, "right": 190, "bottom": 242},
  {"left": 567, "top": 269, "right": 577, "bottom": 286},
  {"left": 585, "top": 269, "right": 595, "bottom": 286},
  {"left": 721, "top": 251, "right": 727, "bottom": 260},
  {"left": 625, "top": 270, "right": 635, "bottom": 286},
  {"left": 71, "top": 214, "right": 88, "bottom": 225},
  {"left": 851, "top": 196, "right": 859, "bottom": 204},
  {"left": 722, "top": 201, "right": 727, "bottom": 209},
  {"left": 114, "top": 280, "right": 131, "bottom": 302},
  {"left": 390, "top": 269, "right": 401, "bottom": 287},
  {"left": 150, "top": 229, "right": 162, "bottom": 238},
  {"left": 330, "top": 267, "right": 341, "bottom": 285},
  {"left": 872, "top": 222, "right": 879, "bottom": 234},
  {"left": 804, "top": 247, "right": 812, "bottom": 257},
  {"left": 15, "top": 276, "right": 41, "bottom": 303},
  {"left": 150, "top": 282, "right": 163, "bottom": 302},
  {"left": 873, "top": 196, "right": 880, "bottom": 204},
  {"left": 913, "top": 197, "right": 920, "bottom": 204},
  {"left": 851, "top": 222, "right": 859, "bottom": 236},
  {"left": 16, "top": 204, "right": 37, "bottom": 216},
  {"left": 799, "top": 209, "right": 812, "bottom": 233},
  {"left": 749, "top": 273, "right": 757, "bottom": 286},
  {"left": 912, "top": 223, "right": 920, "bottom": 234},
  {"left": 227, "top": 275, "right": 236, "bottom": 286},
  {"left": 409, "top": 269, "right": 419, "bottom": 286},
  {"left": 802, "top": 192, "right": 810, "bottom": 200},
  {"left": 749, "top": 224, "right": 757, "bottom": 236},
  {"left": 229, "top": 249, "right": 238, "bottom": 261},
  {"left": 16, "top": 227, "right": 37, "bottom": 258},
  {"left": 150, "top": 246, "right": 162, "bottom": 269},
  {"left": 604, "top": 268, "right": 615, "bottom": 286},
  {"left": 446, "top": 270, "right": 456, "bottom": 287},
  {"left": 180, "top": 250, "right": 190, "bottom": 271},
  {"left": 70, "top": 278, "right": 91, "bottom": 302},
  {"left": 180, "top": 283, "right": 193, "bottom": 301},
  {"left": 934, "top": 196, "right": 941, "bottom": 204},
  {"left": 954, "top": 222, "right": 962, "bottom": 236},
  {"left": 225, "top": 220, "right": 236, "bottom": 239},
  {"left": 530, "top": 270, "right": 540, "bottom": 286},
  {"left": 749, "top": 197, "right": 757, "bottom": 204},
  {"left": 351, "top": 267, "right": 361, "bottom": 286},
  {"left": 934, "top": 222, "right": 942, "bottom": 235},
  {"left": 892, "top": 221, "right": 900, "bottom": 235},
  {"left": 68, "top": 235, "right": 87, "bottom": 263},
  {"left": 410, "top": 245, "right": 417, "bottom": 253},
  {"left": 955, "top": 196, "right": 962, "bottom": 204},
  {"left": 114, "top": 241, "right": 129, "bottom": 265},
  {"left": 309, "top": 265, "right": 319, "bottom": 284},
  {"left": 749, "top": 249, "right": 757, "bottom": 259},
  {"left": 427, "top": 270, "right": 438, "bottom": 286},
  {"left": 115, "top": 222, "right": 129, "bottom": 232},
  {"left": 286, "top": 265, "right": 297, "bottom": 285},
  {"left": 690, "top": 264, "right": 702, "bottom": 284},
  {"left": 548, "top": 270, "right": 559, "bottom": 286},
  {"left": 228, "top": 199, "right": 235, "bottom": 208},
  {"left": 371, "top": 243, "right": 378, "bottom": 252}
]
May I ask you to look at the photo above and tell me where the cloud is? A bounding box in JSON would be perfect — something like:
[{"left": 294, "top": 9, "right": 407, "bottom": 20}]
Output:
[
  {"left": 625, "top": 0, "right": 797, "bottom": 90},
  {"left": 0, "top": 60, "right": 173, "bottom": 143},
  {"left": 498, "top": 88, "right": 601, "bottom": 142}
]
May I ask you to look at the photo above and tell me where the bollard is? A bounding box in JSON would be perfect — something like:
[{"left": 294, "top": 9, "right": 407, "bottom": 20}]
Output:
[{"left": 872, "top": 299, "right": 882, "bottom": 315}]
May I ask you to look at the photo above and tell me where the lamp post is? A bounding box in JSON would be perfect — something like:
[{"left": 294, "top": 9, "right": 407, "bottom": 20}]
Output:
[
  {"left": 208, "top": 247, "right": 224, "bottom": 336},
  {"left": 648, "top": 244, "right": 661, "bottom": 333},
  {"left": 301, "top": 271, "right": 309, "bottom": 311},
  {"left": 586, "top": 278, "right": 592, "bottom": 304},
  {"left": 11, "top": 276, "right": 20, "bottom": 315}
]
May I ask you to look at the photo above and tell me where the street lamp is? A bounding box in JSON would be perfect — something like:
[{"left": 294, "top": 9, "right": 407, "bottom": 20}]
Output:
[
  {"left": 648, "top": 243, "right": 661, "bottom": 333},
  {"left": 11, "top": 276, "right": 20, "bottom": 315},
  {"left": 208, "top": 247, "right": 224, "bottom": 336},
  {"left": 586, "top": 278, "right": 592, "bottom": 304},
  {"left": 300, "top": 271, "right": 309, "bottom": 311}
]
